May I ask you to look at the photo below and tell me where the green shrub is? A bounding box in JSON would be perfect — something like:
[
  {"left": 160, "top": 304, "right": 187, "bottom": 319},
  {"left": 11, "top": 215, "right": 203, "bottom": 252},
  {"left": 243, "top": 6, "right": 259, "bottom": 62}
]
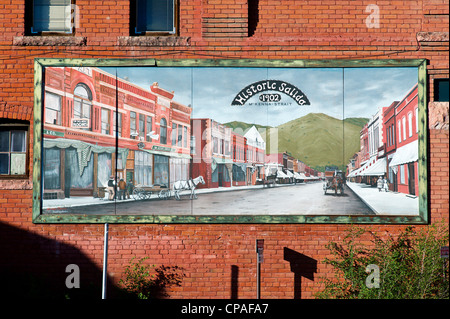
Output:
[
  {"left": 119, "top": 257, "right": 185, "bottom": 299},
  {"left": 316, "top": 222, "right": 449, "bottom": 299}
]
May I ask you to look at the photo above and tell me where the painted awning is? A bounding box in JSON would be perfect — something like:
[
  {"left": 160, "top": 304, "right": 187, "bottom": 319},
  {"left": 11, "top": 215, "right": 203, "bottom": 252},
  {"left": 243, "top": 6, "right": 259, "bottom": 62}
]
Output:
[
  {"left": 44, "top": 138, "right": 128, "bottom": 176},
  {"left": 362, "top": 157, "right": 387, "bottom": 176},
  {"left": 389, "top": 140, "right": 418, "bottom": 167},
  {"left": 347, "top": 156, "right": 376, "bottom": 178},
  {"left": 285, "top": 170, "right": 294, "bottom": 177},
  {"left": 277, "top": 170, "right": 288, "bottom": 178},
  {"left": 144, "top": 148, "right": 191, "bottom": 160}
]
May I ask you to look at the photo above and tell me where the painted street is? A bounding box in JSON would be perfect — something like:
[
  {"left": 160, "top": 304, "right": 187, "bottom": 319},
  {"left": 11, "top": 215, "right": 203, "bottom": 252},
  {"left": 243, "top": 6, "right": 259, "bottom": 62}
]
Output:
[{"left": 43, "top": 182, "right": 375, "bottom": 216}]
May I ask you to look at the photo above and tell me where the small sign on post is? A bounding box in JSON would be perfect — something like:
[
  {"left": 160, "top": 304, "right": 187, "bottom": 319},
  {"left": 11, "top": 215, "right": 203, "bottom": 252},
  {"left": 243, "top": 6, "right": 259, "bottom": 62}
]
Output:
[
  {"left": 256, "top": 239, "right": 264, "bottom": 263},
  {"left": 256, "top": 239, "right": 264, "bottom": 299}
]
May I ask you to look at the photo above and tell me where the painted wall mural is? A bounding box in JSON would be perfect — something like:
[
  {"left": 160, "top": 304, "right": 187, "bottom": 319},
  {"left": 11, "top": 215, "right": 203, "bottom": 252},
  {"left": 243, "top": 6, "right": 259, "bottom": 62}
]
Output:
[{"left": 33, "top": 59, "right": 428, "bottom": 224}]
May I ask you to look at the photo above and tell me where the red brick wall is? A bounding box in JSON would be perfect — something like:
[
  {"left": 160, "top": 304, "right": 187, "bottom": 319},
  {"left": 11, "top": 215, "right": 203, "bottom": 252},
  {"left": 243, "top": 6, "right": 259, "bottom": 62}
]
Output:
[{"left": 0, "top": 0, "right": 448, "bottom": 299}]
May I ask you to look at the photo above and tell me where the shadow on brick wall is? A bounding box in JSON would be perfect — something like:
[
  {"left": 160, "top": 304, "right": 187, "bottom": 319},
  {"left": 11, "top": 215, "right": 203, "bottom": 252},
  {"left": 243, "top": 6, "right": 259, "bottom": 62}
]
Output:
[
  {"left": 283, "top": 248, "right": 317, "bottom": 299},
  {"left": 0, "top": 221, "right": 118, "bottom": 299}
]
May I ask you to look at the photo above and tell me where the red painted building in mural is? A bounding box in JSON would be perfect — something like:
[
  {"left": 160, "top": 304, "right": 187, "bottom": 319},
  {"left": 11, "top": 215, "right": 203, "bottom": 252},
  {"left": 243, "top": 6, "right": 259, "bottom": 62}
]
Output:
[
  {"left": 231, "top": 131, "right": 247, "bottom": 186},
  {"left": 348, "top": 84, "right": 419, "bottom": 197},
  {"left": 243, "top": 126, "right": 266, "bottom": 185},
  {"left": 190, "top": 120, "right": 268, "bottom": 188},
  {"left": 389, "top": 84, "right": 419, "bottom": 196},
  {"left": 190, "top": 118, "right": 233, "bottom": 189},
  {"left": 43, "top": 67, "right": 191, "bottom": 198},
  {"left": 384, "top": 101, "right": 400, "bottom": 191}
]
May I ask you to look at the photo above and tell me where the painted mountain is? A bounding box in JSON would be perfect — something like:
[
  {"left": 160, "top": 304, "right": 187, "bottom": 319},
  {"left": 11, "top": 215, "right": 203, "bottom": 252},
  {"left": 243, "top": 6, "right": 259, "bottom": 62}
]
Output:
[{"left": 225, "top": 113, "right": 369, "bottom": 171}]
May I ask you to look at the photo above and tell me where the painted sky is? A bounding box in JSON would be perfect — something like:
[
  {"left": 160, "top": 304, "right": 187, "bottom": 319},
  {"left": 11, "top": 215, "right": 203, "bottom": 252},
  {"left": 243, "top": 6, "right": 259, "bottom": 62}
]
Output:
[{"left": 103, "top": 66, "right": 418, "bottom": 127}]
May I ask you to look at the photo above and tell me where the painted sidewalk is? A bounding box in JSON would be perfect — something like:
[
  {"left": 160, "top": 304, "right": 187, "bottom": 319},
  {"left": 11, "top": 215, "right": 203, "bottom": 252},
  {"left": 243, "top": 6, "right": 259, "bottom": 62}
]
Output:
[{"left": 346, "top": 181, "right": 419, "bottom": 216}]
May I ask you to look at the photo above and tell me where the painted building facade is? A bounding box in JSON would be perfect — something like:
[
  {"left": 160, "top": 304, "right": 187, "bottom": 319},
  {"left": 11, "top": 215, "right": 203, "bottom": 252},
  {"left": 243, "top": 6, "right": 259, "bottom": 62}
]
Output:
[
  {"left": 190, "top": 118, "right": 233, "bottom": 189},
  {"left": 43, "top": 67, "right": 191, "bottom": 198},
  {"left": 389, "top": 84, "right": 419, "bottom": 196},
  {"left": 348, "top": 84, "right": 419, "bottom": 196}
]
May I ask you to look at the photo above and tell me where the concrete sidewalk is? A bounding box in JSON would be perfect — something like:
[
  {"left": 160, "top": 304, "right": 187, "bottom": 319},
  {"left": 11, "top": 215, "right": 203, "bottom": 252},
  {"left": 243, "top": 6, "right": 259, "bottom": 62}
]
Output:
[
  {"left": 346, "top": 181, "right": 419, "bottom": 216},
  {"left": 42, "top": 182, "right": 305, "bottom": 209}
]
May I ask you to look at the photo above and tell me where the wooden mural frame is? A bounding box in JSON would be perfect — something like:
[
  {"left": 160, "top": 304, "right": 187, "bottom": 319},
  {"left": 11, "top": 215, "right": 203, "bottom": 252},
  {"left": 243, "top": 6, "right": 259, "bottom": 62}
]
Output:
[{"left": 32, "top": 58, "right": 428, "bottom": 224}]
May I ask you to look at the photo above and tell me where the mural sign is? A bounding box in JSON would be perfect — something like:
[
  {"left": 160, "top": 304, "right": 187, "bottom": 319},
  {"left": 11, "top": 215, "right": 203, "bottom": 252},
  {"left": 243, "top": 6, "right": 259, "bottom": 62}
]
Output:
[
  {"left": 232, "top": 80, "right": 310, "bottom": 106},
  {"left": 32, "top": 59, "right": 428, "bottom": 224}
]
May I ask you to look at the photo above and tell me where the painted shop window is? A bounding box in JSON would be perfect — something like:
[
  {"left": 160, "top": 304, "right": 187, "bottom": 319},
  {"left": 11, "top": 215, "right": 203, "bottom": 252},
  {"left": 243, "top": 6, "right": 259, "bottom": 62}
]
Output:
[
  {"left": 131, "top": 0, "right": 176, "bottom": 35},
  {"left": 97, "top": 153, "right": 112, "bottom": 188},
  {"left": 43, "top": 148, "right": 60, "bottom": 189},
  {"left": 169, "top": 158, "right": 189, "bottom": 188},
  {"left": 0, "top": 122, "right": 28, "bottom": 177},
  {"left": 135, "top": 151, "right": 152, "bottom": 186},
  {"left": 154, "top": 155, "right": 169, "bottom": 186},
  {"left": 65, "top": 148, "right": 93, "bottom": 189},
  {"left": 28, "top": 0, "right": 75, "bottom": 34},
  {"left": 33, "top": 59, "right": 428, "bottom": 224},
  {"left": 400, "top": 164, "right": 406, "bottom": 185},
  {"left": 232, "top": 164, "right": 246, "bottom": 183}
]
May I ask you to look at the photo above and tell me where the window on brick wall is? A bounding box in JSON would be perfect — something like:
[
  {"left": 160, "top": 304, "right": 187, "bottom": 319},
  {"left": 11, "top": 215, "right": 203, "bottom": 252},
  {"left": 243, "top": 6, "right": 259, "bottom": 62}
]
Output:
[
  {"left": 434, "top": 79, "right": 449, "bottom": 102},
  {"left": 131, "top": 0, "right": 177, "bottom": 35},
  {"left": 26, "top": 0, "right": 75, "bottom": 35},
  {"left": 0, "top": 120, "right": 29, "bottom": 178}
]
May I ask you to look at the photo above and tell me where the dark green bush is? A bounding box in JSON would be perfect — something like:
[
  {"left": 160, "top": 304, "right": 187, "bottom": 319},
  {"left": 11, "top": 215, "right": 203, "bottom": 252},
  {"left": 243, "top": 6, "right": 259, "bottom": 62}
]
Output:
[
  {"left": 119, "top": 257, "right": 185, "bottom": 299},
  {"left": 316, "top": 222, "right": 449, "bottom": 299}
]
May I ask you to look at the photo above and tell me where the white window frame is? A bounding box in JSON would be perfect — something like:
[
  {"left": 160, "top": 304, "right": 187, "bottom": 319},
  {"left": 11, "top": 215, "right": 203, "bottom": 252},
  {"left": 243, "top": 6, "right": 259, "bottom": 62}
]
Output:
[
  {"left": 45, "top": 91, "right": 62, "bottom": 125},
  {"left": 0, "top": 124, "right": 29, "bottom": 178},
  {"left": 402, "top": 116, "right": 406, "bottom": 141},
  {"left": 101, "top": 108, "right": 111, "bottom": 135},
  {"left": 415, "top": 107, "right": 418, "bottom": 133},
  {"left": 408, "top": 112, "right": 413, "bottom": 137}
]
